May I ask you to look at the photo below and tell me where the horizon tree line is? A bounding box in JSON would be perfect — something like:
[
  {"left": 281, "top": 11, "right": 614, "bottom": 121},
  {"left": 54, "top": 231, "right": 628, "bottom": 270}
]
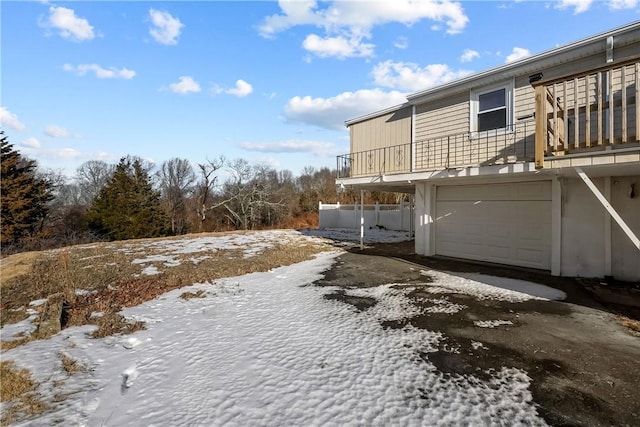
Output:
[{"left": 1, "top": 133, "right": 407, "bottom": 254}]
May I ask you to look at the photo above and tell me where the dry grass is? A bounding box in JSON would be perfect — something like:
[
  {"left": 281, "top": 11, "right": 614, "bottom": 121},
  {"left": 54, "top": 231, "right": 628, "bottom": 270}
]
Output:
[
  {"left": 1, "top": 231, "right": 332, "bottom": 344},
  {"left": 617, "top": 315, "right": 640, "bottom": 335},
  {"left": 0, "top": 361, "right": 35, "bottom": 402},
  {"left": 0, "top": 361, "right": 48, "bottom": 426},
  {"left": 0, "top": 251, "right": 42, "bottom": 284},
  {"left": 0, "top": 230, "right": 333, "bottom": 424},
  {"left": 180, "top": 290, "right": 206, "bottom": 300},
  {"left": 0, "top": 337, "right": 29, "bottom": 352},
  {"left": 59, "top": 352, "right": 87, "bottom": 375}
]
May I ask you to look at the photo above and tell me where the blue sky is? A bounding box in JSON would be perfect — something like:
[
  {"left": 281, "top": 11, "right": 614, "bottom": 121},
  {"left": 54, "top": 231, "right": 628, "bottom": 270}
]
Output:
[{"left": 2, "top": 1, "right": 638, "bottom": 177}]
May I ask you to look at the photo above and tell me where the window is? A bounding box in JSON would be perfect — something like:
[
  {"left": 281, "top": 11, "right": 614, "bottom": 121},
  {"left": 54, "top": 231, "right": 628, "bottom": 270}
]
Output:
[{"left": 471, "top": 80, "right": 514, "bottom": 133}]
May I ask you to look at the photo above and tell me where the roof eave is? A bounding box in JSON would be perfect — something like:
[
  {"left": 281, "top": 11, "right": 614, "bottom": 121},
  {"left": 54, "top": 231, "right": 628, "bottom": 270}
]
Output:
[{"left": 406, "top": 21, "right": 640, "bottom": 105}]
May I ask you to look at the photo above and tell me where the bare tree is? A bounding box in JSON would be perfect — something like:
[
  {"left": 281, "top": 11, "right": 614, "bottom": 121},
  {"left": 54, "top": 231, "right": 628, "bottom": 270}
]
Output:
[
  {"left": 157, "top": 158, "right": 196, "bottom": 234},
  {"left": 76, "top": 160, "right": 115, "bottom": 205},
  {"left": 194, "top": 156, "right": 225, "bottom": 231},
  {"left": 220, "top": 160, "right": 286, "bottom": 230}
]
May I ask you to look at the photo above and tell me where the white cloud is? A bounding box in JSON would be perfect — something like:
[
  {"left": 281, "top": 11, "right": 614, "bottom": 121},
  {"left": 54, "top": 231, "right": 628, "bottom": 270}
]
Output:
[
  {"left": 554, "top": 0, "right": 593, "bottom": 13},
  {"left": 44, "top": 125, "right": 70, "bottom": 138},
  {"left": 169, "top": 76, "right": 201, "bottom": 94},
  {"left": 63, "top": 63, "right": 136, "bottom": 79},
  {"left": 55, "top": 148, "right": 83, "bottom": 159},
  {"left": 212, "top": 80, "right": 254, "bottom": 97},
  {"left": 393, "top": 36, "right": 409, "bottom": 50},
  {"left": 259, "top": 0, "right": 469, "bottom": 37},
  {"left": 302, "top": 34, "right": 374, "bottom": 59},
  {"left": 609, "top": 0, "right": 639, "bottom": 8},
  {"left": 41, "top": 6, "right": 95, "bottom": 41},
  {"left": 226, "top": 80, "right": 254, "bottom": 97},
  {"left": 460, "top": 49, "right": 479, "bottom": 63},
  {"left": 505, "top": 47, "right": 531, "bottom": 63},
  {"left": 239, "top": 139, "right": 340, "bottom": 156},
  {"left": 259, "top": 0, "right": 468, "bottom": 58},
  {"left": 149, "top": 9, "right": 184, "bottom": 45},
  {"left": 19, "top": 145, "right": 83, "bottom": 160},
  {"left": 0, "top": 107, "right": 27, "bottom": 131},
  {"left": 372, "top": 60, "right": 472, "bottom": 92},
  {"left": 21, "top": 137, "right": 41, "bottom": 149},
  {"left": 284, "top": 89, "right": 407, "bottom": 131}
]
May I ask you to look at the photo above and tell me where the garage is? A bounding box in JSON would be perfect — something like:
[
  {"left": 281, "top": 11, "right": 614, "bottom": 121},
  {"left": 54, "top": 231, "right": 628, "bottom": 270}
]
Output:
[{"left": 435, "top": 181, "right": 552, "bottom": 270}]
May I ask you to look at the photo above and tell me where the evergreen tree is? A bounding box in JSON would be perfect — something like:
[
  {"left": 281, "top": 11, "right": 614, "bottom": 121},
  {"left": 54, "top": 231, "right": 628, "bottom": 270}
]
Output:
[
  {"left": 1, "top": 132, "right": 53, "bottom": 248},
  {"left": 87, "top": 157, "right": 168, "bottom": 240}
]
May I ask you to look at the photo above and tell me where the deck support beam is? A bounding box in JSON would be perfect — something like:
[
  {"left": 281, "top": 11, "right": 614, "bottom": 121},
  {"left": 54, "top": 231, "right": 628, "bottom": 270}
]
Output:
[{"left": 575, "top": 167, "right": 640, "bottom": 251}]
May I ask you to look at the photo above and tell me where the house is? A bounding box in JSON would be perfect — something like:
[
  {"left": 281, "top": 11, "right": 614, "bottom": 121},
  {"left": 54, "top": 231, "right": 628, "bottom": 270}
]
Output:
[{"left": 336, "top": 22, "right": 640, "bottom": 282}]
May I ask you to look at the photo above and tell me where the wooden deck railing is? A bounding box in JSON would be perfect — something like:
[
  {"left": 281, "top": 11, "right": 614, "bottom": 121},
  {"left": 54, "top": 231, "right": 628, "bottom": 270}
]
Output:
[{"left": 535, "top": 59, "right": 640, "bottom": 168}]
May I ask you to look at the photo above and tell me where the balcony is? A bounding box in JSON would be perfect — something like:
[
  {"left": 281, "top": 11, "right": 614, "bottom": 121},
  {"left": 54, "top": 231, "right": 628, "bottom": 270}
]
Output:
[
  {"left": 535, "top": 60, "right": 639, "bottom": 168},
  {"left": 337, "top": 120, "right": 536, "bottom": 179},
  {"left": 338, "top": 60, "right": 640, "bottom": 180}
]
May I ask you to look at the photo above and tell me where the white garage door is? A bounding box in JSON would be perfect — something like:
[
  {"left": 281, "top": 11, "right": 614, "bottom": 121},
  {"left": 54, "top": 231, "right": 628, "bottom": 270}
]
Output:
[{"left": 435, "top": 181, "right": 552, "bottom": 270}]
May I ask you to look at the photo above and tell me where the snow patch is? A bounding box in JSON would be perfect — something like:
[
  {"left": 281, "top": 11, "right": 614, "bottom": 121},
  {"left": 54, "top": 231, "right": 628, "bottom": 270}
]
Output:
[
  {"left": 474, "top": 320, "right": 514, "bottom": 328},
  {"left": 421, "top": 270, "right": 566, "bottom": 302},
  {"left": 2, "top": 253, "right": 545, "bottom": 426},
  {"left": 141, "top": 265, "right": 160, "bottom": 276}
]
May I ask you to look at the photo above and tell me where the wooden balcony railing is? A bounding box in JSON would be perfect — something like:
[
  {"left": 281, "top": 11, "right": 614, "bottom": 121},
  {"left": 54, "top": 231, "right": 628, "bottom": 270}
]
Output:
[{"left": 535, "top": 59, "right": 640, "bottom": 168}]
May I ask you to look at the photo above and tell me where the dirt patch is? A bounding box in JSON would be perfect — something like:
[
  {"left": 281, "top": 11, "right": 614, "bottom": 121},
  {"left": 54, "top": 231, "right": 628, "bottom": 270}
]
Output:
[
  {"left": 317, "top": 247, "right": 640, "bottom": 427},
  {"left": 323, "top": 290, "right": 377, "bottom": 311}
]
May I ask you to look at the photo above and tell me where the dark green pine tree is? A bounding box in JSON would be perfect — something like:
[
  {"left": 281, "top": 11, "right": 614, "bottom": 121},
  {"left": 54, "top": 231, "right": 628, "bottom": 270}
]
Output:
[
  {"left": 87, "top": 157, "right": 168, "bottom": 240},
  {"left": 1, "top": 132, "right": 53, "bottom": 248}
]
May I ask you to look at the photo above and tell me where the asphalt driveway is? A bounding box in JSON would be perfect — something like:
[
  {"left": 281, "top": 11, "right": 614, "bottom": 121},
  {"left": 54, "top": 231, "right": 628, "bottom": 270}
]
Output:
[{"left": 316, "top": 244, "right": 640, "bottom": 426}]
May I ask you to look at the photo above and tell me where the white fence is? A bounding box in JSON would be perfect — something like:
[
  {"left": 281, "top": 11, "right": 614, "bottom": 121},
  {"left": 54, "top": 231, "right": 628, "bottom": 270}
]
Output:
[{"left": 318, "top": 202, "right": 414, "bottom": 232}]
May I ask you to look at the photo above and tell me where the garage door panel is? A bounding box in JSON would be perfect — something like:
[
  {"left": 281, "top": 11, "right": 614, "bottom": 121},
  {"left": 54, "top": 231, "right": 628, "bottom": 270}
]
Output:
[
  {"left": 517, "top": 248, "right": 546, "bottom": 265},
  {"left": 438, "top": 182, "right": 551, "bottom": 201},
  {"left": 435, "top": 182, "right": 551, "bottom": 270},
  {"left": 515, "top": 181, "right": 550, "bottom": 199}
]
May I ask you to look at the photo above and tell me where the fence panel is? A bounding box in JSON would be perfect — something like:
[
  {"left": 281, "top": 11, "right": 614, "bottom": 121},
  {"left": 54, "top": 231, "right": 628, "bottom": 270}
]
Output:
[{"left": 318, "top": 202, "right": 414, "bottom": 231}]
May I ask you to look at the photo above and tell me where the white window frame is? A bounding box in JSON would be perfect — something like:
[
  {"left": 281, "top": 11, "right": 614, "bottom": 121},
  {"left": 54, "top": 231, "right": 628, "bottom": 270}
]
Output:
[{"left": 470, "top": 79, "right": 514, "bottom": 135}]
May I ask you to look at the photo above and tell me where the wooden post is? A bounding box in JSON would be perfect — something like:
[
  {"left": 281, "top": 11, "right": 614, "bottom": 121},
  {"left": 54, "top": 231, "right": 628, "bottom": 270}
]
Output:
[
  {"left": 597, "top": 71, "right": 603, "bottom": 146},
  {"left": 573, "top": 77, "right": 579, "bottom": 148},
  {"left": 534, "top": 85, "right": 546, "bottom": 169},
  {"left": 585, "top": 74, "right": 591, "bottom": 147},
  {"left": 553, "top": 83, "right": 558, "bottom": 151},
  {"left": 636, "top": 63, "right": 639, "bottom": 141},
  {"left": 609, "top": 69, "right": 614, "bottom": 144},
  {"left": 563, "top": 81, "right": 568, "bottom": 150},
  {"left": 622, "top": 65, "right": 627, "bottom": 143}
]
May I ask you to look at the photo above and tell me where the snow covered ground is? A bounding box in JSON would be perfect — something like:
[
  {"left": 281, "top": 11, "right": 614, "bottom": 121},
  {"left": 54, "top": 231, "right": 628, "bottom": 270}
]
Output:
[{"left": 1, "top": 229, "right": 564, "bottom": 426}]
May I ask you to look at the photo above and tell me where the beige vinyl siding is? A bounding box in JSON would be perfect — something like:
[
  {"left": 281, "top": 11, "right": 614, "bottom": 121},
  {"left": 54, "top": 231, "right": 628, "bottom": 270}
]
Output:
[
  {"left": 414, "top": 92, "right": 469, "bottom": 142},
  {"left": 350, "top": 107, "right": 412, "bottom": 154},
  {"left": 514, "top": 75, "right": 535, "bottom": 119},
  {"left": 348, "top": 106, "right": 412, "bottom": 177},
  {"left": 413, "top": 93, "right": 469, "bottom": 171}
]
